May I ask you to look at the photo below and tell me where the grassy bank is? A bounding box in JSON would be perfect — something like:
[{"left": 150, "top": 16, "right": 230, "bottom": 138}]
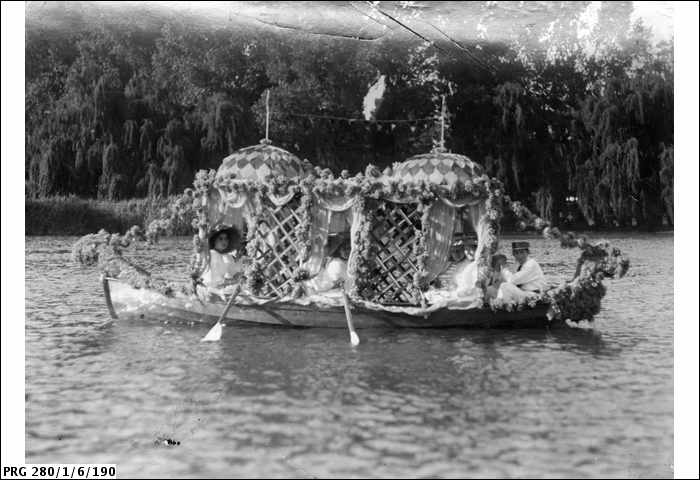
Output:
[{"left": 25, "top": 196, "right": 194, "bottom": 236}]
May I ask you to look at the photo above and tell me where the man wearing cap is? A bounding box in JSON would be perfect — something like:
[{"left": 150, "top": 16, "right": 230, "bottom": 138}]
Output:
[{"left": 497, "top": 241, "right": 546, "bottom": 303}]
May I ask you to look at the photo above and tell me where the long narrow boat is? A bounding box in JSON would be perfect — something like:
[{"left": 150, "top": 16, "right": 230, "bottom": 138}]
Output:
[
  {"left": 79, "top": 134, "right": 628, "bottom": 333},
  {"left": 103, "top": 277, "right": 559, "bottom": 329}
]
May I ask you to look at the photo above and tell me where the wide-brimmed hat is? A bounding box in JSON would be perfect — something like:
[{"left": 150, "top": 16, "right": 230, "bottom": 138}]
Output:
[
  {"left": 512, "top": 241, "right": 530, "bottom": 253},
  {"left": 208, "top": 225, "right": 242, "bottom": 252}
]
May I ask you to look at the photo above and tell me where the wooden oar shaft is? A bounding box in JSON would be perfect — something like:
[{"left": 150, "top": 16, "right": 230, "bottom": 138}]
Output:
[
  {"left": 342, "top": 292, "right": 360, "bottom": 346},
  {"left": 201, "top": 284, "right": 241, "bottom": 342}
]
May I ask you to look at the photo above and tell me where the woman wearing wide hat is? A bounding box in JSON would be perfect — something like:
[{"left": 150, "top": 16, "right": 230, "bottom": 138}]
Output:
[{"left": 200, "top": 225, "right": 247, "bottom": 287}]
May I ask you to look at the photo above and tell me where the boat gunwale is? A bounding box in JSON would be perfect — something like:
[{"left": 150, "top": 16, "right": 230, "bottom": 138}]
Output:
[{"left": 105, "top": 277, "right": 559, "bottom": 329}]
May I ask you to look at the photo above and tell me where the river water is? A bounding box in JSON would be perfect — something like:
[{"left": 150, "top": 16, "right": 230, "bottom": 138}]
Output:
[{"left": 25, "top": 234, "right": 673, "bottom": 478}]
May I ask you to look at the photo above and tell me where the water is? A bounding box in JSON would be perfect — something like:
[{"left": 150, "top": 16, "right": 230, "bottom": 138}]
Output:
[{"left": 26, "top": 234, "right": 673, "bottom": 478}]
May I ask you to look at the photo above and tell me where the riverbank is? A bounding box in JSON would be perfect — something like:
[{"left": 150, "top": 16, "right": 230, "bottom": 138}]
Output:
[{"left": 25, "top": 196, "right": 193, "bottom": 236}]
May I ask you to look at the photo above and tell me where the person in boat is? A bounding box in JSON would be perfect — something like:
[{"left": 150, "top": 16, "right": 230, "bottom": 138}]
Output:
[
  {"left": 201, "top": 227, "right": 247, "bottom": 288},
  {"left": 305, "top": 234, "right": 350, "bottom": 294},
  {"left": 437, "top": 240, "right": 478, "bottom": 297},
  {"left": 453, "top": 257, "right": 478, "bottom": 297},
  {"left": 485, "top": 254, "right": 508, "bottom": 299},
  {"left": 496, "top": 241, "right": 546, "bottom": 303}
]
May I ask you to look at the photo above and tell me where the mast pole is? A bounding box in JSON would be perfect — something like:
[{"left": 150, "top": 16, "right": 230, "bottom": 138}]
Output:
[
  {"left": 265, "top": 90, "right": 270, "bottom": 141},
  {"left": 440, "top": 94, "right": 446, "bottom": 150}
]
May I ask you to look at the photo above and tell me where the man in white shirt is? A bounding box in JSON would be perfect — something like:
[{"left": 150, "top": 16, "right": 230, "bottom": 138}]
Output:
[{"left": 497, "top": 241, "right": 546, "bottom": 303}]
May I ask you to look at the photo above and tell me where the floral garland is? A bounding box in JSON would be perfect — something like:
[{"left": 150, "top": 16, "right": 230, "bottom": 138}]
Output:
[
  {"left": 293, "top": 185, "right": 314, "bottom": 267},
  {"left": 484, "top": 194, "right": 631, "bottom": 322},
  {"left": 412, "top": 199, "right": 431, "bottom": 306},
  {"left": 71, "top": 226, "right": 185, "bottom": 297},
  {"left": 347, "top": 196, "right": 374, "bottom": 299},
  {"left": 243, "top": 194, "right": 266, "bottom": 295},
  {"left": 73, "top": 162, "right": 630, "bottom": 323},
  {"left": 214, "top": 166, "right": 494, "bottom": 205},
  {"left": 471, "top": 178, "right": 505, "bottom": 293}
]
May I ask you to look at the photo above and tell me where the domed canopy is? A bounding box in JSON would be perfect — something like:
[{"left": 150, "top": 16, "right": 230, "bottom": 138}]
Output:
[
  {"left": 216, "top": 140, "right": 311, "bottom": 181},
  {"left": 392, "top": 151, "right": 485, "bottom": 187}
]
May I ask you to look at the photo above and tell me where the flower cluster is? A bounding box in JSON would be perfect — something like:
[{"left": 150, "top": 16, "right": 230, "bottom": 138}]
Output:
[
  {"left": 243, "top": 201, "right": 266, "bottom": 295},
  {"left": 74, "top": 161, "right": 631, "bottom": 320},
  {"left": 145, "top": 188, "right": 199, "bottom": 244},
  {"left": 496, "top": 195, "right": 631, "bottom": 322},
  {"left": 347, "top": 197, "right": 377, "bottom": 299},
  {"left": 488, "top": 294, "right": 542, "bottom": 312},
  {"left": 293, "top": 186, "right": 314, "bottom": 264},
  {"left": 544, "top": 273, "right": 607, "bottom": 322},
  {"left": 72, "top": 226, "right": 144, "bottom": 268},
  {"left": 412, "top": 200, "right": 432, "bottom": 305},
  {"left": 72, "top": 225, "right": 185, "bottom": 297}
]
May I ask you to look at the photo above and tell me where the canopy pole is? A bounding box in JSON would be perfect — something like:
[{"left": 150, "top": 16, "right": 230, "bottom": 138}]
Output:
[
  {"left": 265, "top": 90, "right": 270, "bottom": 142},
  {"left": 439, "top": 94, "right": 446, "bottom": 151}
]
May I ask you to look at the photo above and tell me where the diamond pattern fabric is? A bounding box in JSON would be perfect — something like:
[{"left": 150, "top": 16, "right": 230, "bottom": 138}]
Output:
[
  {"left": 217, "top": 143, "right": 311, "bottom": 181},
  {"left": 392, "top": 152, "right": 485, "bottom": 186}
]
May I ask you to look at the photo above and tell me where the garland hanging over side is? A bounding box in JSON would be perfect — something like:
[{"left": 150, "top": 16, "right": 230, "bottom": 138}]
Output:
[
  {"left": 71, "top": 226, "right": 185, "bottom": 297},
  {"left": 485, "top": 194, "right": 631, "bottom": 322}
]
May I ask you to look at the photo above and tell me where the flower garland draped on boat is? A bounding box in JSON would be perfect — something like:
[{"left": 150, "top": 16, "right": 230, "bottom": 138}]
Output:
[{"left": 72, "top": 158, "right": 630, "bottom": 323}]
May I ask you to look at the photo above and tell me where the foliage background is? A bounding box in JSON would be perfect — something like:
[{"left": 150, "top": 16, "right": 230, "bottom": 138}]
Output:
[{"left": 25, "top": 2, "right": 673, "bottom": 230}]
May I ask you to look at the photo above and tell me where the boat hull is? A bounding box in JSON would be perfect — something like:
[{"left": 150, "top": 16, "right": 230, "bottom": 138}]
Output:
[{"left": 105, "top": 278, "right": 561, "bottom": 329}]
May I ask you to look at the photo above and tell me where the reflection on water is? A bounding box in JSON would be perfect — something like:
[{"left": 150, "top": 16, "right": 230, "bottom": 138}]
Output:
[{"left": 26, "top": 234, "right": 673, "bottom": 478}]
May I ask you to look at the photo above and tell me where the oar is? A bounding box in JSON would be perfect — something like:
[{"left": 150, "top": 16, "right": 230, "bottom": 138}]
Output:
[
  {"left": 342, "top": 291, "right": 360, "bottom": 346},
  {"left": 201, "top": 284, "right": 241, "bottom": 342}
]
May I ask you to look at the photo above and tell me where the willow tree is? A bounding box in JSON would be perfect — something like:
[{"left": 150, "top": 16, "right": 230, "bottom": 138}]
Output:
[
  {"left": 98, "top": 138, "right": 122, "bottom": 199},
  {"left": 658, "top": 143, "right": 673, "bottom": 224},
  {"left": 36, "top": 137, "right": 74, "bottom": 197},
  {"left": 568, "top": 65, "right": 673, "bottom": 228}
]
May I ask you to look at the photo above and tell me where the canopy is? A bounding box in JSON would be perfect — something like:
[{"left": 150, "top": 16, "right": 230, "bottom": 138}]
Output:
[
  {"left": 385, "top": 150, "right": 494, "bottom": 291},
  {"left": 207, "top": 140, "right": 312, "bottom": 234},
  {"left": 390, "top": 151, "right": 485, "bottom": 187},
  {"left": 216, "top": 140, "right": 311, "bottom": 181}
]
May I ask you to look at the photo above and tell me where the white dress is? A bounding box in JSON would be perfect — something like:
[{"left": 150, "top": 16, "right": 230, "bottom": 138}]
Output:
[
  {"left": 497, "top": 258, "right": 546, "bottom": 303},
  {"left": 453, "top": 260, "right": 478, "bottom": 297},
  {"left": 201, "top": 250, "right": 245, "bottom": 287},
  {"left": 305, "top": 258, "right": 348, "bottom": 294}
]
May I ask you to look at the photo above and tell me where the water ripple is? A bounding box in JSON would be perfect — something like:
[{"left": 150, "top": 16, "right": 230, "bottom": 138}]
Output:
[{"left": 26, "top": 234, "right": 673, "bottom": 478}]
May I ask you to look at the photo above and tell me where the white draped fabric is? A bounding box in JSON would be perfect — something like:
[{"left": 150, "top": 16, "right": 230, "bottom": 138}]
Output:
[
  {"left": 207, "top": 182, "right": 496, "bottom": 310},
  {"left": 423, "top": 200, "right": 456, "bottom": 281},
  {"left": 464, "top": 201, "right": 494, "bottom": 287},
  {"left": 304, "top": 201, "right": 333, "bottom": 276}
]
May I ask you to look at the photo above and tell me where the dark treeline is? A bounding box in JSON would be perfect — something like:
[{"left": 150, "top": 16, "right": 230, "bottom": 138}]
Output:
[{"left": 26, "top": 13, "right": 673, "bottom": 229}]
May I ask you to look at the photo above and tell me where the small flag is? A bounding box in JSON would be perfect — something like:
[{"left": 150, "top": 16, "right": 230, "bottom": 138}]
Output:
[{"left": 363, "top": 75, "right": 386, "bottom": 121}]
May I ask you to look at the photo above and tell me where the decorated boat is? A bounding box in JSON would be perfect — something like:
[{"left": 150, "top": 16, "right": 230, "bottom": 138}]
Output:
[
  {"left": 74, "top": 140, "right": 629, "bottom": 340},
  {"left": 73, "top": 102, "right": 629, "bottom": 341}
]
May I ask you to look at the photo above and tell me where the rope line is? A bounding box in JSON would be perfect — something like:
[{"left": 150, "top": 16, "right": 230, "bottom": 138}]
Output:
[{"left": 286, "top": 112, "right": 439, "bottom": 123}]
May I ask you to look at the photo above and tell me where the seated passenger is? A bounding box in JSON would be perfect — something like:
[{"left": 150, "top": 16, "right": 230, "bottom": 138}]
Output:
[
  {"left": 453, "top": 259, "right": 478, "bottom": 297},
  {"left": 497, "top": 241, "right": 546, "bottom": 303},
  {"left": 305, "top": 236, "right": 350, "bottom": 294},
  {"left": 201, "top": 227, "right": 247, "bottom": 288},
  {"left": 486, "top": 254, "right": 508, "bottom": 299}
]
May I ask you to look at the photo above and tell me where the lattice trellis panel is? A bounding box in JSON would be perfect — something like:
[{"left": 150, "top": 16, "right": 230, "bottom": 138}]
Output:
[
  {"left": 252, "top": 195, "right": 305, "bottom": 297},
  {"left": 359, "top": 200, "right": 423, "bottom": 305}
]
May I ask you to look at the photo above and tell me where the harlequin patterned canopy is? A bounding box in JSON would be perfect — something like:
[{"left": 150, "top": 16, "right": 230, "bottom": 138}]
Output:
[
  {"left": 392, "top": 151, "right": 485, "bottom": 186},
  {"left": 216, "top": 141, "right": 311, "bottom": 181}
]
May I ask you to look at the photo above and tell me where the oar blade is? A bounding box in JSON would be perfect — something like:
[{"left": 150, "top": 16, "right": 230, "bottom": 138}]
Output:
[
  {"left": 350, "top": 331, "right": 360, "bottom": 346},
  {"left": 201, "top": 322, "right": 223, "bottom": 342}
]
